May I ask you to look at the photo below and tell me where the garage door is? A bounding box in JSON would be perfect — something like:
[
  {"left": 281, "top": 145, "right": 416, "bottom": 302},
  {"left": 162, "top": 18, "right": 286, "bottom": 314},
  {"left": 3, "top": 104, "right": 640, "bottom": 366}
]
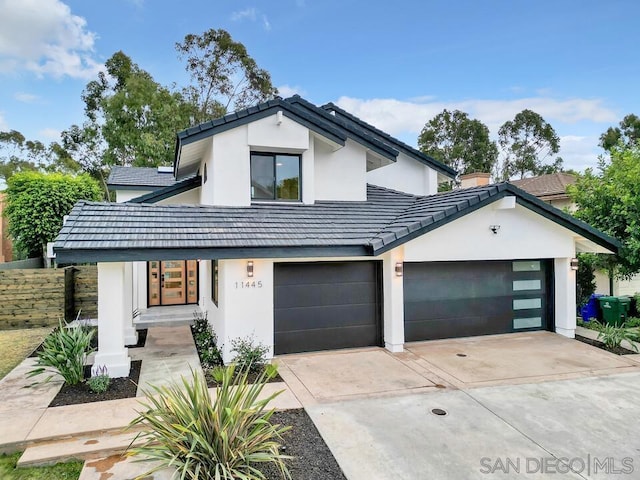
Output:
[
  {"left": 404, "top": 260, "right": 552, "bottom": 342},
  {"left": 274, "top": 262, "right": 382, "bottom": 355}
]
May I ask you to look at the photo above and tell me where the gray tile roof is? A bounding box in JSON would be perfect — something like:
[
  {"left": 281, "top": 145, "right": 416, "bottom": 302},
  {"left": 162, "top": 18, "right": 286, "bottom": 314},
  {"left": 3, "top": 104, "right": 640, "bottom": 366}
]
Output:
[
  {"left": 107, "top": 166, "right": 183, "bottom": 189},
  {"left": 54, "top": 183, "right": 619, "bottom": 263},
  {"left": 174, "top": 95, "right": 456, "bottom": 180}
]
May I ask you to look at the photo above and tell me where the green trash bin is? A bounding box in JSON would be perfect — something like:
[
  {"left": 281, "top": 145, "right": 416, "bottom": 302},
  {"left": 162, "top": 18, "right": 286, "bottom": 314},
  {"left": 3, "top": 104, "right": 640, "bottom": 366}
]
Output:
[{"left": 597, "top": 296, "right": 631, "bottom": 326}]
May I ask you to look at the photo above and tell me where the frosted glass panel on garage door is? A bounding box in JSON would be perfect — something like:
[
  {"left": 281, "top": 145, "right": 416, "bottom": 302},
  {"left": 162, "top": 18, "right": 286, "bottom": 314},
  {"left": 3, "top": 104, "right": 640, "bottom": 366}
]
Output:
[
  {"left": 513, "top": 298, "right": 542, "bottom": 310},
  {"left": 513, "top": 279, "right": 541, "bottom": 291},
  {"left": 512, "top": 261, "right": 541, "bottom": 272}
]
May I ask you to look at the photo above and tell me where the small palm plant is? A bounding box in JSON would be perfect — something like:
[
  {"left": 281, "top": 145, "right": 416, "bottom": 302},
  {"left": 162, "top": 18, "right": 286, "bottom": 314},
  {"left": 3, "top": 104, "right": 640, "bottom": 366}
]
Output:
[
  {"left": 27, "top": 318, "right": 95, "bottom": 385},
  {"left": 127, "top": 365, "right": 291, "bottom": 480}
]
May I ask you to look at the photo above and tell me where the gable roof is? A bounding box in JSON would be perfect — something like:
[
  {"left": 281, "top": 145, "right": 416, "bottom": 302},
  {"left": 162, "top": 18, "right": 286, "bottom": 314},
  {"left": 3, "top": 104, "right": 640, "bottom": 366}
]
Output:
[
  {"left": 174, "top": 96, "right": 456, "bottom": 180},
  {"left": 321, "top": 102, "right": 457, "bottom": 178},
  {"left": 54, "top": 183, "right": 619, "bottom": 263},
  {"left": 509, "top": 173, "right": 577, "bottom": 200}
]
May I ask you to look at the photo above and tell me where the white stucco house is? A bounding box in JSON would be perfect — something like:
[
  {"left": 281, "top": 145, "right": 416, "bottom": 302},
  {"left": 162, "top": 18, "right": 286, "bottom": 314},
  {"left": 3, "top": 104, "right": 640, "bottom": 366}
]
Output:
[{"left": 53, "top": 96, "right": 619, "bottom": 377}]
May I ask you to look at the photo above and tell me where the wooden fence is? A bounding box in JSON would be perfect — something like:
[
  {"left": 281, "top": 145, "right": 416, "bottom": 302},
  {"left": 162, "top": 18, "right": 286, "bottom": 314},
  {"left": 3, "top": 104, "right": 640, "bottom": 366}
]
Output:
[{"left": 0, "top": 266, "right": 98, "bottom": 330}]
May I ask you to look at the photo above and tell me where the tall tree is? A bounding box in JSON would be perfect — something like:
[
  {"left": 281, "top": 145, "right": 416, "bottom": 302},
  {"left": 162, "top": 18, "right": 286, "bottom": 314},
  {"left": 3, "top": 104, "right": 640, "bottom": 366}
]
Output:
[
  {"left": 599, "top": 113, "right": 640, "bottom": 151},
  {"left": 496, "top": 109, "right": 561, "bottom": 180},
  {"left": 569, "top": 145, "right": 640, "bottom": 279},
  {"left": 63, "top": 51, "right": 193, "bottom": 196},
  {"left": 418, "top": 109, "right": 498, "bottom": 175},
  {"left": 5, "top": 171, "right": 101, "bottom": 258},
  {"left": 0, "top": 130, "right": 79, "bottom": 185},
  {"left": 176, "top": 29, "right": 278, "bottom": 124}
]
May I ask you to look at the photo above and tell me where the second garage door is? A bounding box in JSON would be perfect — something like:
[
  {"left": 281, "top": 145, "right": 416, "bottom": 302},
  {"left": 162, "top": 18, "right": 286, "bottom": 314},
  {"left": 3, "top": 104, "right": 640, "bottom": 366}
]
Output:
[
  {"left": 404, "top": 260, "right": 553, "bottom": 342},
  {"left": 274, "top": 261, "right": 382, "bottom": 355}
]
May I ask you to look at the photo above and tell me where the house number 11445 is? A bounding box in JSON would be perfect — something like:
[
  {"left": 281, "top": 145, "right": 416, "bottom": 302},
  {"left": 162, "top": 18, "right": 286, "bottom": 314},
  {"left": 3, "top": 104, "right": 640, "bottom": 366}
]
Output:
[{"left": 235, "top": 281, "right": 263, "bottom": 289}]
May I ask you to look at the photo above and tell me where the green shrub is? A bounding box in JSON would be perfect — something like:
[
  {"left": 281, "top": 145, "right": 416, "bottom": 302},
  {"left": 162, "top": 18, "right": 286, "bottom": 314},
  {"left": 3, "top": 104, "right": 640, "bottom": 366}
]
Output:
[
  {"left": 598, "top": 324, "right": 639, "bottom": 352},
  {"left": 128, "top": 366, "right": 290, "bottom": 480},
  {"left": 231, "top": 335, "right": 269, "bottom": 373},
  {"left": 264, "top": 363, "right": 279, "bottom": 380},
  {"left": 625, "top": 317, "right": 640, "bottom": 328},
  {"left": 28, "top": 319, "right": 95, "bottom": 385},
  {"left": 577, "top": 319, "right": 604, "bottom": 332},
  {"left": 87, "top": 365, "right": 111, "bottom": 393},
  {"left": 191, "top": 311, "right": 223, "bottom": 369}
]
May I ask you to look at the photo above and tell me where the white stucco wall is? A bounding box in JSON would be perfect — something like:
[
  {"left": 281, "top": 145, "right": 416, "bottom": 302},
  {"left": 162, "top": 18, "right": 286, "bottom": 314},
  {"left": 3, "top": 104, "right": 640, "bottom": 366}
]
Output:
[
  {"left": 157, "top": 187, "right": 201, "bottom": 205},
  {"left": 366, "top": 152, "right": 439, "bottom": 196},
  {"left": 247, "top": 113, "right": 309, "bottom": 151},
  {"left": 115, "top": 190, "right": 153, "bottom": 203},
  {"left": 314, "top": 139, "right": 367, "bottom": 201},
  {"left": 403, "top": 200, "right": 575, "bottom": 262}
]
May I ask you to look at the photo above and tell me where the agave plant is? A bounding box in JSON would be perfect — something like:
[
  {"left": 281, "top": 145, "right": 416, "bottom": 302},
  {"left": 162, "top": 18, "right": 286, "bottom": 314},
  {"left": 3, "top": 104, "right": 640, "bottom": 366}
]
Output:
[
  {"left": 27, "top": 318, "right": 95, "bottom": 385},
  {"left": 127, "top": 365, "right": 291, "bottom": 480}
]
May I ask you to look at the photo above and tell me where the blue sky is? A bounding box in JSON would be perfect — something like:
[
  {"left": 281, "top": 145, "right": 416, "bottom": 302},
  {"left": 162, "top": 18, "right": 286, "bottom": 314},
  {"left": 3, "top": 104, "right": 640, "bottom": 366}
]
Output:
[{"left": 0, "top": 0, "right": 638, "bottom": 172}]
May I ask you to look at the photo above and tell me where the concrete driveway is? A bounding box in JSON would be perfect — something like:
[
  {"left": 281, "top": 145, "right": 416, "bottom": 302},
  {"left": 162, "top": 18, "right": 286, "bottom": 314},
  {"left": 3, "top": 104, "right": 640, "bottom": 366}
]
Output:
[{"left": 276, "top": 333, "right": 640, "bottom": 479}]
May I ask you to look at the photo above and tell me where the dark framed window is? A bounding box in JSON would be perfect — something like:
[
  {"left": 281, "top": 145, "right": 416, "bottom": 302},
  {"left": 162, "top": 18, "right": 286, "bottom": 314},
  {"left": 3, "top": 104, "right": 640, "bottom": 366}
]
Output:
[
  {"left": 212, "top": 260, "right": 219, "bottom": 307},
  {"left": 250, "top": 152, "right": 301, "bottom": 201}
]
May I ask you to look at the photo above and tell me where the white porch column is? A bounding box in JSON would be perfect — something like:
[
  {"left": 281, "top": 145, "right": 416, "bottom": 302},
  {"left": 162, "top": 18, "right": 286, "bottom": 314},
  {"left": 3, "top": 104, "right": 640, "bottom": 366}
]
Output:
[
  {"left": 382, "top": 248, "right": 405, "bottom": 352},
  {"left": 94, "top": 262, "right": 131, "bottom": 378},
  {"left": 555, "top": 257, "right": 577, "bottom": 338},
  {"left": 123, "top": 262, "right": 138, "bottom": 346}
]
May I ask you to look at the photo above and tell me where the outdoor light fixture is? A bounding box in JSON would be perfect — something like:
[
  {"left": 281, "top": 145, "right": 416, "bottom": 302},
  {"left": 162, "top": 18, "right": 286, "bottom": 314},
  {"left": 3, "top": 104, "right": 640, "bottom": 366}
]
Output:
[
  {"left": 395, "top": 262, "right": 403, "bottom": 277},
  {"left": 247, "top": 261, "right": 254, "bottom": 277},
  {"left": 570, "top": 258, "right": 579, "bottom": 270},
  {"left": 489, "top": 225, "right": 501, "bottom": 234}
]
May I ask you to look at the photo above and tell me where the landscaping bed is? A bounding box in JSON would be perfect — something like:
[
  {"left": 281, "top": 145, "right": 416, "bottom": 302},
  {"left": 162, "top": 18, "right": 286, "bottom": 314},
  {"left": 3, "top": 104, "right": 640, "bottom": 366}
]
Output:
[
  {"left": 30, "top": 328, "right": 147, "bottom": 358},
  {"left": 260, "top": 408, "right": 346, "bottom": 480},
  {"left": 205, "top": 369, "right": 284, "bottom": 388},
  {"left": 575, "top": 335, "right": 637, "bottom": 355},
  {"left": 49, "top": 360, "right": 142, "bottom": 407}
]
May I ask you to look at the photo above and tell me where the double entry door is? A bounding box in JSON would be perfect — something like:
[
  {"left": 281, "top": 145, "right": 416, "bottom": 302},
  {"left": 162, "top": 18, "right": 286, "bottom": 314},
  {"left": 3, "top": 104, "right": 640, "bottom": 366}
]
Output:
[{"left": 148, "top": 260, "right": 198, "bottom": 306}]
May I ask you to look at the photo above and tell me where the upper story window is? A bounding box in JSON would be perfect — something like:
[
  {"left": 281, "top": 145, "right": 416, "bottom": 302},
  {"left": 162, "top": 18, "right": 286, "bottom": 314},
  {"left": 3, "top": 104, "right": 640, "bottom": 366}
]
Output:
[{"left": 250, "top": 152, "right": 301, "bottom": 201}]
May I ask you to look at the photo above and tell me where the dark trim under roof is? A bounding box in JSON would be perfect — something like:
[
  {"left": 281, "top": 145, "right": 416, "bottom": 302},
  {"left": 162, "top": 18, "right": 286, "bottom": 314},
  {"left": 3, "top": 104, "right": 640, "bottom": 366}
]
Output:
[
  {"left": 173, "top": 95, "right": 457, "bottom": 179},
  {"left": 54, "top": 183, "right": 619, "bottom": 263},
  {"left": 128, "top": 175, "right": 201, "bottom": 204},
  {"left": 321, "top": 102, "right": 457, "bottom": 179}
]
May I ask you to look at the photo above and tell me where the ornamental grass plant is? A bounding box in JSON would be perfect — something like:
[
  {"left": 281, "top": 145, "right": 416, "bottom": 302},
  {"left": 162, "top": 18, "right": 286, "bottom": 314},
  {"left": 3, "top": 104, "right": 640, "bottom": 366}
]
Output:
[{"left": 127, "top": 365, "right": 291, "bottom": 480}]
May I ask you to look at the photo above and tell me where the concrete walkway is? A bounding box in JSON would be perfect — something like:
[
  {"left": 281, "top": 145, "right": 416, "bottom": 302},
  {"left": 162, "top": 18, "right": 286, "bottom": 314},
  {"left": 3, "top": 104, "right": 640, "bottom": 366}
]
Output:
[{"left": 0, "top": 357, "right": 63, "bottom": 451}]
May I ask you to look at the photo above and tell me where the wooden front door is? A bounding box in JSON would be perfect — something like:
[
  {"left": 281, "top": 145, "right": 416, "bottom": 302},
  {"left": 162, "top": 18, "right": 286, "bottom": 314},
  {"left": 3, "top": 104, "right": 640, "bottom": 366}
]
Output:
[{"left": 148, "top": 260, "right": 198, "bottom": 306}]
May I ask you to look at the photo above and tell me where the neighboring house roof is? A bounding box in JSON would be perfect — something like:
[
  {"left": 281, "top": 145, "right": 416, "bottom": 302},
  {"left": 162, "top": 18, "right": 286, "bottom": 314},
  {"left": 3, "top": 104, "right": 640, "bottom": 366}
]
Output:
[
  {"left": 509, "top": 173, "right": 577, "bottom": 201},
  {"left": 128, "top": 175, "right": 202, "bottom": 204},
  {"left": 107, "top": 166, "right": 187, "bottom": 190},
  {"left": 174, "top": 95, "right": 457, "bottom": 180},
  {"left": 54, "top": 183, "right": 619, "bottom": 263}
]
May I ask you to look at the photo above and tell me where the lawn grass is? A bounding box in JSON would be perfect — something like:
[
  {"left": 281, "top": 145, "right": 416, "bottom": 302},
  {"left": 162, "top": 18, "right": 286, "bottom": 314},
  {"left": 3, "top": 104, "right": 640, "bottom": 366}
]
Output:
[
  {"left": 0, "top": 327, "right": 52, "bottom": 380},
  {"left": 0, "top": 453, "right": 82, "bottom": 480}
]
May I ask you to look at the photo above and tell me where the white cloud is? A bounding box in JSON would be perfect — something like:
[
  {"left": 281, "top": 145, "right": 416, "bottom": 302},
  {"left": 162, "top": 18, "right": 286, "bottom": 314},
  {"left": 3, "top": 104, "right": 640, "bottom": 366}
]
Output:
[
  {"left": 335, "top": 95, "right": 616, "bottom": 173},
  {"left": 335, "top": 96, "right": 618, "bottom": 138},
  {"left": 262, "top": 15, "right": 271, "bottom": 31},
  {"left": 277, "top": 84, "right": 306, "bottom": 98},
  {"left": 231, "top": 7, "right": 257, "bottom": 21},
  {"left": 14, "top": 92, "right": 39, "bottom": 103},
  {"left": 0, "top": 0, "right": 102, "bottom": 79},
  {"left": 231, "top": 7, "right": 271, "bottom": 31},
  {"left": 38, "top": 128, "right": 61, "bottom": 140},
  {"left": 558, "top": 135, "right": 603, "bottom": 173}
]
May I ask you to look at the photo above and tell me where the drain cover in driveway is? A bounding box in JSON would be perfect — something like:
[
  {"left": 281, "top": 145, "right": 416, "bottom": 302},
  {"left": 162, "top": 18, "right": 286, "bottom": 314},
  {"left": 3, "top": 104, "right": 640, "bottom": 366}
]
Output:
[{"left": 431, "top": 408, "right": 448, "bottom": 416}]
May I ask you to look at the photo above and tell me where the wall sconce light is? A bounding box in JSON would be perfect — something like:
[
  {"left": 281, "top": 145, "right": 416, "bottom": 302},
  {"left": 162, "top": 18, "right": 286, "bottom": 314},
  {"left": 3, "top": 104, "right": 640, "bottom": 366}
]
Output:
[
  {"left": 247, "top": 261, "right": 254, "bottom": 277},
  {"left": 489, "top": 225, "right": 501, "bottom": 234},
  {"left": 395, "top": 262, "right": 403, "bottom": 277},
  {"left": 570, "top": 258, "right": 579, "bottom": 271}
]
